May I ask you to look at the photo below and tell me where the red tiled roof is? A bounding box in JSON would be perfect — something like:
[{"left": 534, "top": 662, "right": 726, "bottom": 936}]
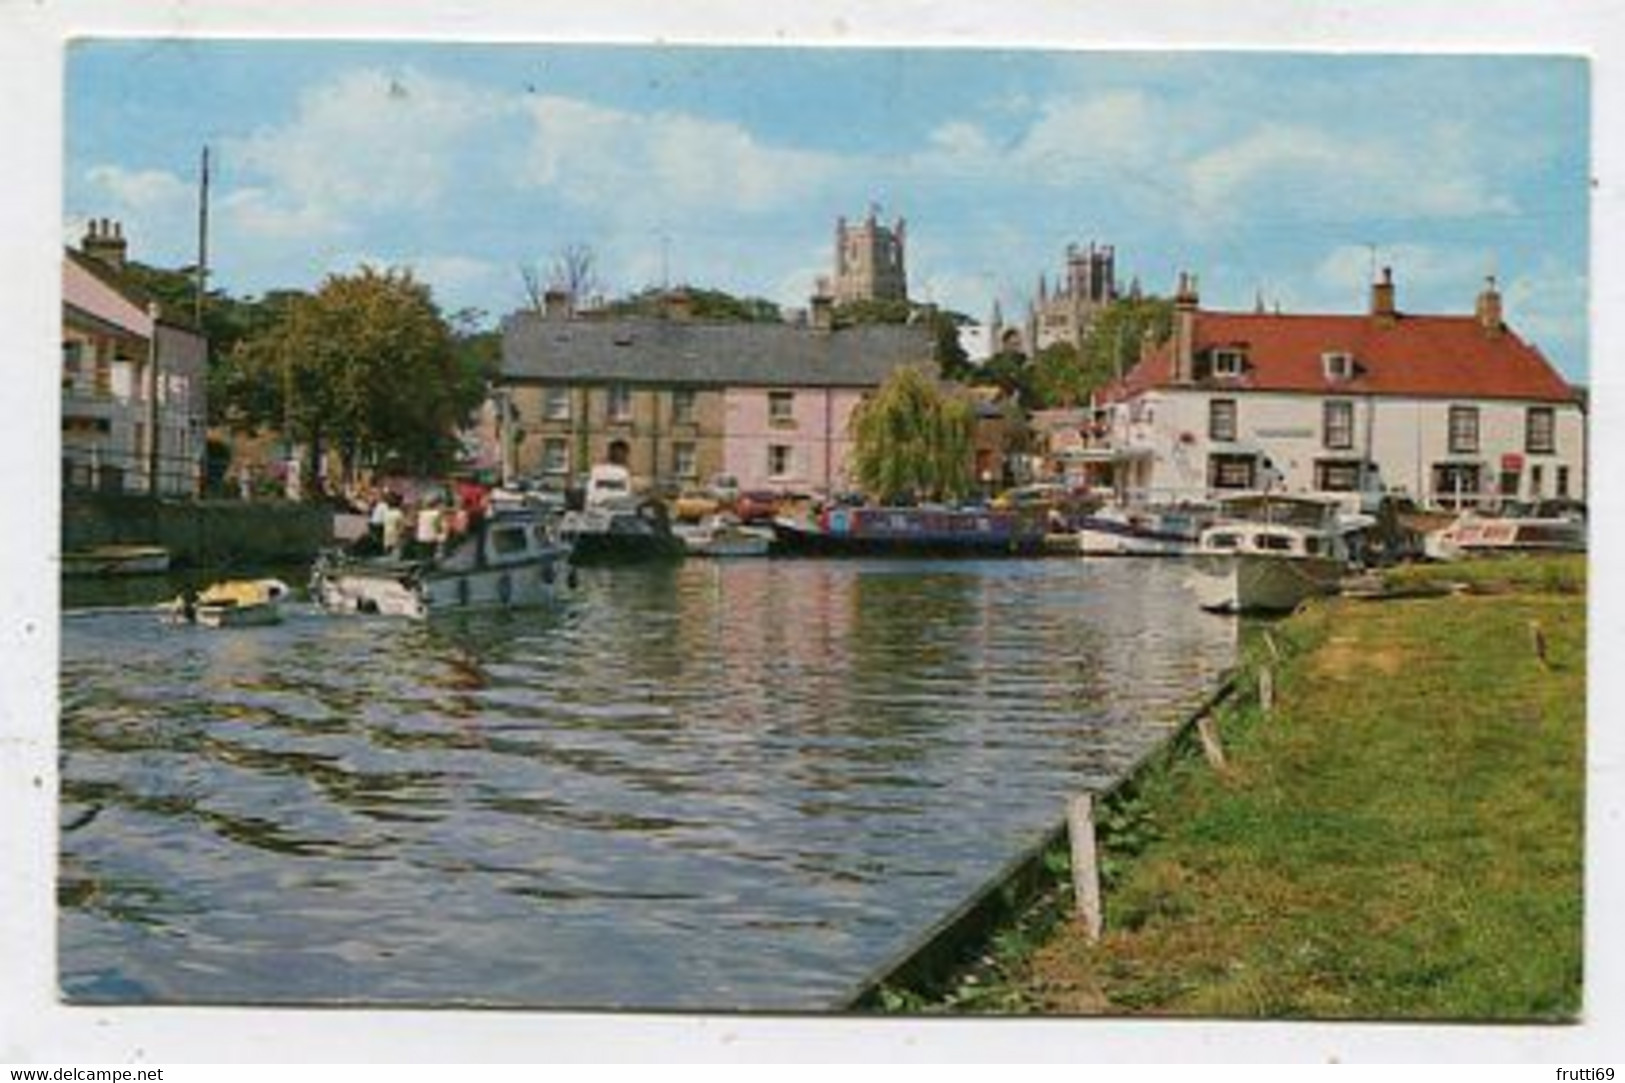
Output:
[{"left": 1104, "top": 309, "right": 1578, "bottom": 404}]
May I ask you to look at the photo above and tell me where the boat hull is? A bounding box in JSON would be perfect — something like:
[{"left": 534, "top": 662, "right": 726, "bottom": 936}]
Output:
[
  {"left": 1189, "top": 553, "right": 1344, "bottom": 614},
  {"left": 63, "top": 545, "right": 171, "bottom": 577},
  {"left": 313, "top": 556, "right": 574, "bottom": 619},
  {"left": 772, "top": 521, "right": 1045, "bottom": 558},
  {"left": 195, "top": 602, "right": 283, "bottom": 628}
]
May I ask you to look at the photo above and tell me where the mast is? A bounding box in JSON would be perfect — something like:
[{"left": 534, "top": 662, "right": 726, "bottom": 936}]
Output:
[{"left": 195, "top": 145, "right": 210, "bottom": 327}]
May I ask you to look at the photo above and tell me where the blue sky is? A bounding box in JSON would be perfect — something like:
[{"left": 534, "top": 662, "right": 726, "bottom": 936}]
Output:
[{"left": 65, "top": 41, "right": 1590, "bottom": 378}]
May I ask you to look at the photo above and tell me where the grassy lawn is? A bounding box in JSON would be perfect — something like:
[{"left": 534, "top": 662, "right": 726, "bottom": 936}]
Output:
[{"left": 936, "top": 555, "right": 1586, "bottom": 1019}]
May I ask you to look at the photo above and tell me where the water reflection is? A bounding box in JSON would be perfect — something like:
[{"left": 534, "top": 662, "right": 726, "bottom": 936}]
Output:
[{"left": 60, "top": 558, "right": 1234, "bottom": 1009}]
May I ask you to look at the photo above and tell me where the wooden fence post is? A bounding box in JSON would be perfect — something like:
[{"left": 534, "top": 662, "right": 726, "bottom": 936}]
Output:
[
  {"left": 1195, "top": 713, "right": 1228, "bottom": 770},
  {"left": 1258, "top": 666, "right": 1275, "bottom": 714},
  {"left": 1068, "top": 794, "right": 1103, "bottom": 942}
]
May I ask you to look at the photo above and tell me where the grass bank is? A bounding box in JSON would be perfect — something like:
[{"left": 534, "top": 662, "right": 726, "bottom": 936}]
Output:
[{"left": 903, "top": 554, "right": 1586, "bottom": 1019}]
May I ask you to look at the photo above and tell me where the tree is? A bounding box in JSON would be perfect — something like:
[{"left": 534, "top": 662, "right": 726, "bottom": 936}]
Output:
[
  {"left": 230, "top": 266, "right": 480, "bottom": 488},
  {"left": 848, "top": 366, "right": 976, "bottom": 505},
  {"left": 1028, "top": 342, "right": 1091, "bottom": 408},
  {"left": 602, "top": 285, "right": 782, "bottom": 322},
  {"left": 1083, "top": 295, "right": 1175, "bottom": 387},
  {"left": 521, "top": 242, "right": 602, "bottom": 313}
]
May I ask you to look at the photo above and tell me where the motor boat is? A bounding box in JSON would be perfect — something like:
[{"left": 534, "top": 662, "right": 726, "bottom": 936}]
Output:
[
  {"left": 1076, "top": 504, "right": 1215, "bottom": 557},
  {"left": 310, "top": 507, "right": 576, "bottom": 619},
  {"left": 673, "top": 515, "right": 774, "bottom": 557},
  {"left": 170, "top": 578, "right": 290, "bottom": 628},
  {"left": 1187, "top": 495, "right": 1350, "bottom": 614},
  {"left": 1424, "top": 501, "right": 1586, "bottom": 561}
]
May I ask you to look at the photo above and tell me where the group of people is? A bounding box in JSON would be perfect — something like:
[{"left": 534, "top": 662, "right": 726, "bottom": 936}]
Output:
[{"left": 360, "top": 481, "right": 493, "bottom": 561}]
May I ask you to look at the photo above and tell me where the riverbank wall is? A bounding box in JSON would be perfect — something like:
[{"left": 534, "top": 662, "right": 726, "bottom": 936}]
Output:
[{"left": 62, "top": 492, "right": 334, "bottom": 569}]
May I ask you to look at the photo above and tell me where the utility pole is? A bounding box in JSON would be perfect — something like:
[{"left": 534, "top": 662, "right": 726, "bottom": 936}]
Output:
[{"left": 195, "top": 146, "right": 211, "bottom": 327}]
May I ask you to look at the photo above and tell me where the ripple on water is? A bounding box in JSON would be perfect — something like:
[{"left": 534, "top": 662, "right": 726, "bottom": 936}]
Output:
[{"left": 59, "top": 557, "right": 1234, "bottom": 1008}]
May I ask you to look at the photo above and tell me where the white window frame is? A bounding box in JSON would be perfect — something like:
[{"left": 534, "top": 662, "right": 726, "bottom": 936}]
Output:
[
  {"left": 1209, "top": 398, "right": 1237, "bottom": 442},
  {"left": 1323, "top": 400, "right": 1354, "bottom": 450},
  {"left": 542, "top": 386, "right": 571, "bottom": 421},
  {"left": 541, "top": 438, "right": 569, "bottom": 476},
  {"left": 673, "top": 441, "right": 697, "bottom": 479},
  {"left": 607, "top": 384, "right": 633, "bottom": 423},
  {"left": 1448, "top": 405, "right": 1480, "bottom": 455},
  {"left": 1322, "top": 351, "right": 1355, "bottom": 382},
  {"left": 768, "top": 390, "right": 796, "bottom": 426},
  {"left": 1212, "top": 349, "right": 1245, "bottom": 378},
  {"left": 672, "top": 388, "right": 697, "bottom": 425}
]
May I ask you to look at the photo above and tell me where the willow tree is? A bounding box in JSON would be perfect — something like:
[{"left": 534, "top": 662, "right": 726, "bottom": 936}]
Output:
[{"left": 848, "top": 365, "right": 976, "bottom": 505}]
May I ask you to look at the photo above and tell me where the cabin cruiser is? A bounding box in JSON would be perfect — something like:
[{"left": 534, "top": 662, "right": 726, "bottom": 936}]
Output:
[
  {"left": 1424, "top": 500, "right": 1587, "bottom": 561},
  {"left": 1077, "top": 503, "right": 1215, "bottom": 557},
  {"left": 310, "top": 507, "right": 576, "bottom": 619},
  {"left": 1188, "top": 495, "right": 1351, "bottom": 614},
  {"left": 559, "top": 464, "right": 686, "bottom": 564}
]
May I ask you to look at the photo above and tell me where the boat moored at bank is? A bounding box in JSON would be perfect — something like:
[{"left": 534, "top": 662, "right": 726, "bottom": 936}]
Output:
[
  {"left": 772, "top": 504, "right": 1048, "bottom": 557},
  {"left": 1187, "top": 495, "right": 1351, "bottom": 613}
]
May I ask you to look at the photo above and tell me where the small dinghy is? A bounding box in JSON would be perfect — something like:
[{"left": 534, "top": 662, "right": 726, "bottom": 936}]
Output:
[{"left": 171, "top": 578, "right": 290, "bottom": 628}]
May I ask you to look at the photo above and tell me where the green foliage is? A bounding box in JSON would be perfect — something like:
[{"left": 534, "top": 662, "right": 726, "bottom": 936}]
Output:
[
  {"left": 833, "top": 297, "right": 913, "bottom": 326},
  {"left": 603, "top": 286, "right": 782, "bottom": 322},
  {"left": 229, "top": 265, "right": 479, "bottom": 485},
  {"left": 848, "top": 366, "right": 976, "bottom": 505},
  {"left": 1083, "top": 295, "right": 1175, "bottom": 384}
]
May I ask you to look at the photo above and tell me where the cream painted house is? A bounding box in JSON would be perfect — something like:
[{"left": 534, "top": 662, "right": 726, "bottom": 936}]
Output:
[
  {"left": 1094, "top": 270, "right": 1585, "bottom": 511},
  {"left": 62, "top": 221, "right": 209, "bottom": 497}
]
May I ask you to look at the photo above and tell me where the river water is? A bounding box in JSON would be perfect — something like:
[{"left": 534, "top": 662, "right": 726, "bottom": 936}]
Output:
[{"left": 59, "top": 557, "right": 1235, "bottom": 1010}]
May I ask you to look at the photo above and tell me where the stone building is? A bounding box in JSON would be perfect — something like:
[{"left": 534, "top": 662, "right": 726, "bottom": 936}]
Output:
[
  {"left": 499, "top": 291, "right": 935, "bottom": 495},
  {"left": 1002, "top": 242, "right": 1117, "bottom": 355},
  {"left": 830, "top": 206, "right": 908, "bottom": 304}
]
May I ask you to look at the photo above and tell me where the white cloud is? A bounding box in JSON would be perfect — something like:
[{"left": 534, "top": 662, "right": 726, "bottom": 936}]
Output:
[
  {"left": 520, "top": 94, "right": 842, "bottom": 219},
  {"left": 84, "top": 164, "right": 193, "bottom": 213},
  {"left": 221, "top": 67, "right": 511, "bottom": 240}
]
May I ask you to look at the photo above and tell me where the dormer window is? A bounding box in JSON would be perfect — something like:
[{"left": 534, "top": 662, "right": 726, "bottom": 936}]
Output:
[
  {"left": 1212, "top": 348, "right": 1245, "bottom": 378},
  {"left": 1323, "top": 351, "right": 1356, "bottom": 382}
]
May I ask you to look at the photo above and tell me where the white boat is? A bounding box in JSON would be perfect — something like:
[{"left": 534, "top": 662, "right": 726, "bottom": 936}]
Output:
[
  {"left": 1188, "top": 495, "right": 1350, "bottom": 613},
  {"left": 168, "top": 578, "right": 290, "bottom": 628},
  {"left": 560, "top": 463, "right": 686, "bottom": 564},
  {"left": 1424, "top": 501, "right": 1586, "bottom": 561},
  {"left": 310, "top": 508, "right": 575, "bottom": 619},
  {"left": 673, "top": 515, "right": 774, "bottom": 557},
  {"left": 1077, "top": 504, "right": 1213, "bottom": 557}
]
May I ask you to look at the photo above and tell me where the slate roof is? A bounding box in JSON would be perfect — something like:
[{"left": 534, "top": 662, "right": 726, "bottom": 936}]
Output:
[
  {"left": 501, "top": 312, "right": 936, "bottom": 388},
  {"left": 1108, "top": 309, "right": 1578, "bottom": 405}
]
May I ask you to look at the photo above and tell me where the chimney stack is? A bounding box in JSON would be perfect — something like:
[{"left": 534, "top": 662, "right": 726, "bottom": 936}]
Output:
[
  {"left": 809, "top": 282, "right": 835, "bottom": 332},
  {"left": 542, "top": 287, "right": 571, "bottom": 321},
  {"left": 664, "top": 286, "right": 694, "bottom": 323},
  {"left": 1172, "top": 271, "right": 1200, "bottom": 384},
  {"left": 1475, "top": 275, "right": 1504, "bottom": 337},
  {"left": 81, "top": 218, "right": 129, "bottom": 273},
  {"left": 1370, "top": 266, "right": 1397, "bottom": 323}
]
